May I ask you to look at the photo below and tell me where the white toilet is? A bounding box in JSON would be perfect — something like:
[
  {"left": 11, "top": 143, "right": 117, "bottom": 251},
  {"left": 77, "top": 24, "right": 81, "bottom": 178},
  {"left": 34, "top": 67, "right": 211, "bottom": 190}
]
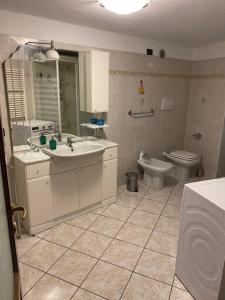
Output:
[
  {"left": 138, "top": 158, "right": 173, "bottom": 189},
  {"left": 163, "top": 150, "right": 200, "bottom": 181}
]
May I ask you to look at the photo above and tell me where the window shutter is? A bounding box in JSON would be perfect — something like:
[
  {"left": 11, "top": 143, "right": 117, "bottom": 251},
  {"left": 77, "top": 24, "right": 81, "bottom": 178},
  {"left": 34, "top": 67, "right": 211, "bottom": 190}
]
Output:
[{"left": 5, "top": 68, "right": 27, "bottom": 120}]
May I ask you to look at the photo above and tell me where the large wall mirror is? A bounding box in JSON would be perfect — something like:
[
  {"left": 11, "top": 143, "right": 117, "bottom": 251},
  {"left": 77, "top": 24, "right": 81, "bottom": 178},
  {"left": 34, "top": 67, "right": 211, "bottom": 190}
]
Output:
[{"left": 3, "top": 39, "right": 89, "bottom": 152}]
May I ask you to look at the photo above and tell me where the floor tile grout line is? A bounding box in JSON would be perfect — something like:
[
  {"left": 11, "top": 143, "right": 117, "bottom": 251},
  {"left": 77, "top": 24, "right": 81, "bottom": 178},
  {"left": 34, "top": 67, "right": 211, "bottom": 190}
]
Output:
[
  {"left": 102, "top": 200, "right": 138, "bottom": 210},
  {"left": 19, "top": 181, "right": 182, "bottom": 299},
  {"left": 29, "top": 223, "right": 85, "bottom": 249},
  {"left": 130, "top": 207, "right": 163, "bottom": 217},
  {"left": 20, "top": 247, "right": 176, "bottom": 288},
  {"left": 28, "top": 247, "right": 73, "bottom": 296},
  {"left": 76, "top": 185, "right": 149, "bottom": 286},
  {"left": 114, "top": 229, "right": 151, "bottom": 248},
  {"left": 82, "top": 226, "right": 124, "bottom": 239},
  {"left": 74, "top": 216, "right": 130, "bottom": 296},
  {"left": 75, "top": 185, "right": 150, "bottom": 299},
  {"left": 22, "top": 266, "right": 47, "bottom": 297},
  {"left": 18, "top": 189, "right": 109, "bottom": 294},
  {"left": 118, "top": 185, "right": 176, "bottom": 300},
  {"left": 21, "top": 224, "right": 93, "bottom": 298},
  {"left": 21, "top": 244, "right": 70, "bottom": 297},
  {"left": 21, "top": 186, "right": 164, "bottom": 272},
  {"left": 64, "top": 211, "right": 102, "bottom": 229},
  {"left": 133, "top": 206, "right": 165, "bottom": 216},
  {"left": 143, "top": 247, "right": 177, "bottom": 259},
  {"left": 168, "top": 274, "right": 177, "bottom": 299},
  {"left": 68, "top": 212, "right": 127, "bottom": 227},
  {"left": 101, "top": 208, "right": 135, "bottom": 223},
  {"left": 94, "top": 190, "right": 147, "bottom": 299},
  {"left": 20, "top": 257, "right": 177, "bottom": 299},
  {"left": 17, "top": 237, "right": 42, "bottom": 261},
  {"left": 70, "top": 287, "right": 109, "bottom": 300},
  {"left": 43, "top": 214, "right": 107, "bottom": 277},
  {"left": 132, "top": 270, "right": 175, "bottom": 287},
  {"left": 166, "top": 185, "right": 179, "bottom": 299}
]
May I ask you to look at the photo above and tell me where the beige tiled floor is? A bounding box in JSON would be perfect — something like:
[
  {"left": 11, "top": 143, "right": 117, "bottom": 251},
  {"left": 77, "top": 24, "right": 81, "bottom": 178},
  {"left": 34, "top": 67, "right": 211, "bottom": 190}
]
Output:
[
  {"left": 17, "top": 180, "right": 195, "bottom": 300},
  {"left": 102, "top": 204, "right": 134, "bottom": 221}
]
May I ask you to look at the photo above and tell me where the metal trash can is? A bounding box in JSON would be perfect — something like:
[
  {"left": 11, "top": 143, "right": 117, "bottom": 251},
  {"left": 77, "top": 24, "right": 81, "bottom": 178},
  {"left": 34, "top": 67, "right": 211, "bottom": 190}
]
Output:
[{"left": 126, "top": 172, "right": 138, "bottom": 192}]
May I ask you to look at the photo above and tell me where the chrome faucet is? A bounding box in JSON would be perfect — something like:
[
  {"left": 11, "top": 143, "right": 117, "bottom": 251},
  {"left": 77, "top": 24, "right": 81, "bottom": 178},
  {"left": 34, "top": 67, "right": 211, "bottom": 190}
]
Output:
[
  {"left": 67, "top": 137, "right": 74, "bottom": 151},
  {"left": 54, "top": 131, "right": 62, "bottom": 142}
]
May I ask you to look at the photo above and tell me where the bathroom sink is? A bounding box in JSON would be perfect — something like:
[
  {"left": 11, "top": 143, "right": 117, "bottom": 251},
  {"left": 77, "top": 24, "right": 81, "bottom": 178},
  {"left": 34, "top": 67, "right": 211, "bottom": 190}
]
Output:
[{"left": 42, "top": 141, "right": 105, "bottom": 159}]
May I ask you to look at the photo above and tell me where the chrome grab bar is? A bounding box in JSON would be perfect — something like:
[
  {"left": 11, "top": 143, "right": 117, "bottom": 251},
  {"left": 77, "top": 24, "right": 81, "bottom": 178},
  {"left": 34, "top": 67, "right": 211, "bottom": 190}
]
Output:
[{"left": 128, "top": 108, "right": 155, "bottom": 118}]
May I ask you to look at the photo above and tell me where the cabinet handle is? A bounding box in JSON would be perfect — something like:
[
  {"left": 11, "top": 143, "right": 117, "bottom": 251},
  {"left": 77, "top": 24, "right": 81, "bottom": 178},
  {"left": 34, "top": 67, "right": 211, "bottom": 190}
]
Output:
[{"left": 36, "top": 169, "right": 40, "bottom": 174}]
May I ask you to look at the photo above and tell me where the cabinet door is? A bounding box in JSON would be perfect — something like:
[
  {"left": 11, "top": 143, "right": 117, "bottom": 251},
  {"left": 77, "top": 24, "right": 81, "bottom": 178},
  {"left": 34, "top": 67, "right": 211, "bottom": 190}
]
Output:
[
  {"left": 80, "top": 51, "right": 109, "bottom": 113},
  {"left": 102, "top": 159, "right": 118, "bottom": 201},
  {"left": 91, "top": 51, "right": 109, "bottom": 113},
  {"left": 27, "top": 176, "right": 53, "bottom": 227},
  {"left": 52, "top": 170, "right": 79, "bottom": 219},
  {"left": 80, "top": 163, "right": 101, "bottom": 209}
]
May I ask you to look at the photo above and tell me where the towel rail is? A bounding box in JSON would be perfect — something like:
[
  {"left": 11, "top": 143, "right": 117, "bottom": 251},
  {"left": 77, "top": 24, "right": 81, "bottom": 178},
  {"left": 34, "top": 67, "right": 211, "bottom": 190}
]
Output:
[{"left": 128, "top": 108, "right": 155, "bottom": 118}]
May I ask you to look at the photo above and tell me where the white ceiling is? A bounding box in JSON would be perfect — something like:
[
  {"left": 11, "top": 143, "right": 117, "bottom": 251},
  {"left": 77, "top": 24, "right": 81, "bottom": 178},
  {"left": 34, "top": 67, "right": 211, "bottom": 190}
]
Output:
[{"left": 0, "top": 0, "right": 225, "bottom": 47}]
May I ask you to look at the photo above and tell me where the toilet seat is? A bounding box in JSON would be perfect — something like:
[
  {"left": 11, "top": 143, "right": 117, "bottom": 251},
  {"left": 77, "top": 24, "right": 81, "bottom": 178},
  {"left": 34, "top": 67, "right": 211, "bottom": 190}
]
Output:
[{"left": 170, "top": 150, "right": 198, "bottom": 161}]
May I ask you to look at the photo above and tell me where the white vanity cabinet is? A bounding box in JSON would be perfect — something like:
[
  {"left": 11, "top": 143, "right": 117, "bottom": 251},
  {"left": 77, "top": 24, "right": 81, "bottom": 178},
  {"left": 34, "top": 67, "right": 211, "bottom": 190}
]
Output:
[
  {"left": 79, "top": 50, "right": 109, "bottom": 113},
  {"left": 14, "top": 141, "right": 118, "bottom": 234},
  {"left": 102, "top": 146, "right": 118, "bottom": 205}
]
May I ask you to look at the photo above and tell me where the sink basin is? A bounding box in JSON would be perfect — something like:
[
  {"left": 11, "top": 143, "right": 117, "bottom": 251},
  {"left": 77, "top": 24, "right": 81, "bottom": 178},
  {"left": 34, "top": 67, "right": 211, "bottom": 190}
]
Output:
[{"left": 42, "top": 141, "right": 105, "bottom": 159}]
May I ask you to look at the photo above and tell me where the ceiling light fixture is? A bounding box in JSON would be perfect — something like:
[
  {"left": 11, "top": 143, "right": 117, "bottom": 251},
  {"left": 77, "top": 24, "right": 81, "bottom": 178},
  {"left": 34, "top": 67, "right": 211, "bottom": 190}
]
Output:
[
  {"left": 98, "top": 0, "right": 150, "bottom": 15},
  {"left": 45, "top": 40, "right": 60, "bottom": 60},
  {"left": 26, "top": 40, "right": 59, "bottom": 61}
]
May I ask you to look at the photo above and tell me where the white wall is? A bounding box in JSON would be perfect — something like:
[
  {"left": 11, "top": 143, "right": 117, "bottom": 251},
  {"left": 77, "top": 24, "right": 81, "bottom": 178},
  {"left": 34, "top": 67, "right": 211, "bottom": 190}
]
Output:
[
  {"left": 0, "top": 9, "right": 193, "bottom": 60},
  {"left": 193, "top": 41, "right": 225, "bottom": 61},
  {"left": 1, "top": 9, "right": 225, "bottom": 61}
]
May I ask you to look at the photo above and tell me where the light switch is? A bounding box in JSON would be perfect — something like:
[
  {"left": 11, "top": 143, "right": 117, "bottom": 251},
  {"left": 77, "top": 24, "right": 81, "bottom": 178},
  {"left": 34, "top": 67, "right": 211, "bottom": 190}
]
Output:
[{"left": 161, "top": 98, "right": 175, "bottom": 111}]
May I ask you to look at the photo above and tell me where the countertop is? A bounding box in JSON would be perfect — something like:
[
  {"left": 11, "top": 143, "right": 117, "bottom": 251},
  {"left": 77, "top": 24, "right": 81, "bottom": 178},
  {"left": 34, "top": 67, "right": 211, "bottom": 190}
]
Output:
[
  {"left": 94, "top": 139, "right": 118, "bottom": 148},
  {"left": 14, "top": 150, "right": 51, "bottom": 164}
]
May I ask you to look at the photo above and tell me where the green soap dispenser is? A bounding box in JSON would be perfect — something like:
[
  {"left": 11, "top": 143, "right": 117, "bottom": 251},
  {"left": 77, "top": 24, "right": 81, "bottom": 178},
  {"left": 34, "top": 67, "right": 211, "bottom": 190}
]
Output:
[
  {"left": 49, "top": 136, "right": 57, "bottom": 150},
  {"left": 39, "top": 133, "right": 47, "bottom": 145}
]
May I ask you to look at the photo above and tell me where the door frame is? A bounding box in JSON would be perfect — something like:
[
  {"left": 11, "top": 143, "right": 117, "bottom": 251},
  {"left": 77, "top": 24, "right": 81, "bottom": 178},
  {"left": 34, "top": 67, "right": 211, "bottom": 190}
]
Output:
[{"left": 0, "top": 113, "right": 21, "bottom": 300}]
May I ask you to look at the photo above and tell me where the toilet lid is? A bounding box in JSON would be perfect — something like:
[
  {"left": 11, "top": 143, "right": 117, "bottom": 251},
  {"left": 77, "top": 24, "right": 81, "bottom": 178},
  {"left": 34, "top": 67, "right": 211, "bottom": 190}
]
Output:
[{"left": 170, "top": 150, "right": 198, "bottom": 161}]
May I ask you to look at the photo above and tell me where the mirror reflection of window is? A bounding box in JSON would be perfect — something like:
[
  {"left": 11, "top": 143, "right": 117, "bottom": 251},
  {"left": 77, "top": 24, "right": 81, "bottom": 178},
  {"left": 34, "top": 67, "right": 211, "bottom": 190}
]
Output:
[
  {"left": 58, "top": 53, "right": 80, "bottom": 136},
  {"left": 32, "top": 60, "right": 59, "bottom": 130},
  {"left": 5, "top": 67, "right": 27, "bottom": 121}
]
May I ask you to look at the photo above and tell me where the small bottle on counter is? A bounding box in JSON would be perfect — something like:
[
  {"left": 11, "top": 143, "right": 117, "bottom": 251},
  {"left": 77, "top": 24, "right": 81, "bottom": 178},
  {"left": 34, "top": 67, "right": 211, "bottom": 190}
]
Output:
[
  {"left": 139, "top": 150, "right": 145, "bottom": 160},
  {"left": 39, "top": 133, "right": 47, "bottom": 145},
  {"left": 49, "top": 136, "right": 57, "bottom": 150}
]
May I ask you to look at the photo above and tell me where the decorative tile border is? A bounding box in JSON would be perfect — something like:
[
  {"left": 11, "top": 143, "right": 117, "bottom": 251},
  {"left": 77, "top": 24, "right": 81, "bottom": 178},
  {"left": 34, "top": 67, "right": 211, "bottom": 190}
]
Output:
[
  {"left": 109, "top": 70, "right": 225, "bottom": 80},
  {"left": 109, "top": 70, "right": 190, "bottom": 79},
  {"left": 191, "top": 74, "right": 225, "bottom": 79}
]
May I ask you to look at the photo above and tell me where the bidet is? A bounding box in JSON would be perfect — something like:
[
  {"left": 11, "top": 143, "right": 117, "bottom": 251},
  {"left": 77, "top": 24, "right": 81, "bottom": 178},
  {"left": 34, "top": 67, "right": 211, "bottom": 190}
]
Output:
[{"left": 138, "top": 158, "right": 173, "bottom": 189}]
